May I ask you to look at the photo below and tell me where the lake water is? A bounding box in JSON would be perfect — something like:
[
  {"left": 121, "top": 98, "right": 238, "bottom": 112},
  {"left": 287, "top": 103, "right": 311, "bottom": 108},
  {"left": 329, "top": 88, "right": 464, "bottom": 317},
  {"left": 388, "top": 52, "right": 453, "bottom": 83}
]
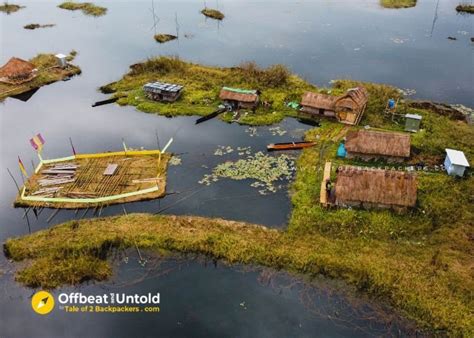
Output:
[{"left": 0, "top": 0, "right": 472, "bottom": 337}]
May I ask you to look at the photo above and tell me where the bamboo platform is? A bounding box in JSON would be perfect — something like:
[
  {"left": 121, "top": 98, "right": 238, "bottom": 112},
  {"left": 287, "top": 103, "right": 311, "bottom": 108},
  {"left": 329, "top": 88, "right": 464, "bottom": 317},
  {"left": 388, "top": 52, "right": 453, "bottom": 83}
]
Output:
[{"left": 14, "top": 150, "right": 171, "bottom": 209}]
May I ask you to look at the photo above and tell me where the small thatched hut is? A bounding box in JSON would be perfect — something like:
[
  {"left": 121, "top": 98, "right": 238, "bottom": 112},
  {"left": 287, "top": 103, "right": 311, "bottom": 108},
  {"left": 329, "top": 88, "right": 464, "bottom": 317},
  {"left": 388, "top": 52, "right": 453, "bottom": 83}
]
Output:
[
  {"left": 334, "top": 87, "right": 369, "bottom": 125},
  {"left": 300, "top": 87, "right": 368, "bottom": 125},
  {"left": 219, "top": 87, "right": 259, "bottom": 110},
  {"left": 0, "top": 57, "right": 37, "bottom": 84},
  {"left": 335, "top": 166, "right": 417, "bottom": 211},
  {"left": 300, "top": 92, "right": 337, "bottom": 116},
  {"left": 345, "top": 130, "right": 411, "bottom": 162}
]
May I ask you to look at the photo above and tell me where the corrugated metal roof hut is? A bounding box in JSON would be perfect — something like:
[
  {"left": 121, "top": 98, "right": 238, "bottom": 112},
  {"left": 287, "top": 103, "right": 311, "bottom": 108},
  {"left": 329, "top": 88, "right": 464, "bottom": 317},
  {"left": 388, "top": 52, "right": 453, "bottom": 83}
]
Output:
[
  {"left": 300, "top": 87, "right": 368, "bottom": 125},
  {"left": 345, "top": 130, "right": 411, "bottom": 162},
  {"left": 0, "top": 57, "right": 37, "bottom": 84},
  {"left": 143, "top": 81, "right": 183, "bottom": 102},
  {"left": 219, "top": 87, "right": 259, "bottom": 110},
  {"left": 335, "top": 166, "right": 417, "bottom": 211}
]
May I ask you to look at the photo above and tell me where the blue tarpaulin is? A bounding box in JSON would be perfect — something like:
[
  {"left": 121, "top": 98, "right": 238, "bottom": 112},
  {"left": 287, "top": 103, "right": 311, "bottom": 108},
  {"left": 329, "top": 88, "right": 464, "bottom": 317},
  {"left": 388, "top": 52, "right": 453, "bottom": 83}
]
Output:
[{"left": 337, "top": 143, "right": 347, "bottom": 158}]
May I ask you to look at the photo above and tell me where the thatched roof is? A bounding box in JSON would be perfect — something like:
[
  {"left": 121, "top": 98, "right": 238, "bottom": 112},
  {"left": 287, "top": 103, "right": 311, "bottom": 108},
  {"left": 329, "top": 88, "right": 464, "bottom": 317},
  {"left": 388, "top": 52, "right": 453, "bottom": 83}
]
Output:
[
  {"left": 335, "top": 166, "right": 417, "bottom": 207},
  {"left": 219, "top": 87, "right": 258, "bottom": 103},
  {"left": 0, "top": 57, "right": 36, "bottom": 78},
  {"left": 335, "top": 87, "right": 368, "bottom": 111},
  {"left": 300, "top": 92, "right": 337, "bottom": 110},
  {"left": 345, "top": 130, "right": 411, "bottom": 158}
]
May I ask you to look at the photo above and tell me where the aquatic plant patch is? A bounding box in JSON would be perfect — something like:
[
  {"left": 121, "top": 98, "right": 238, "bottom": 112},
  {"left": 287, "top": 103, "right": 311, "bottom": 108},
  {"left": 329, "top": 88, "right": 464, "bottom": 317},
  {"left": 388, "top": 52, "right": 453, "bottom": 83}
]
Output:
[
  {"left": 380, "top": 0, "right": 417, "bottom": 9},
  {"left": 24, "top": 23, "right": 55, "bottom": 30},
  {"left": 0, "top": 2, "right": 24, "bottom": 14},
  {"left": 456, "top": 4, "right": 474, "bottom": 13},
  {"left": 199, "top": 152, "right": 296, "bottom": 194},
  {"left": 58, "top": 2, "right": 107, "bottom": 16},
  {"left": 201, "top": 8, "right": 224, "bottom": 20},
  {"left": 154, "top": 34, "right": 177, "bottom": 43}
]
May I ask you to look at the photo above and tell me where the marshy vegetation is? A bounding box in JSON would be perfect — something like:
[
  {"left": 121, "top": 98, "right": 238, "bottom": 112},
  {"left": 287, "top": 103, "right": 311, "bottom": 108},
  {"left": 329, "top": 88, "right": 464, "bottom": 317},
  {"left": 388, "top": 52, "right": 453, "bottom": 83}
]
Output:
[
  {"left": 456, "top": 3, "right": 474, "bottom": 13},
  {"left": 380, "top": 0, "right": 417, "bottom": 8},
  {"left": 100, "top": 57, "right": 315, "bottom": 125},
  {"left": 0, "top": 2, "right": 24, "bottom": 13},
  {"left": 201, "top": 8, "right": 224, "bottom": 20},
  {"left": 23, "top": 23, "right": 55, "bottom": 30},
  {"left": 0, "top": 51, "right": 81, "bottom": 101},
  {"left": 58, "top": 1, "right": 107, "bottom": 17},
  {"left": 154, "top": 34, "right": 177, "bottom": 43},
  {"left": 6, "top": 78, "right": 473, "bottom": 335}
]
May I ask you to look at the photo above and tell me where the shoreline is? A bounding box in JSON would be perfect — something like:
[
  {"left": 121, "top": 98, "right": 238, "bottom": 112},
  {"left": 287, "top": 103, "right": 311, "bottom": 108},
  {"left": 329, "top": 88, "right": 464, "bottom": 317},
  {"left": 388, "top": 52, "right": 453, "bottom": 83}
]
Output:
[{"left": 4, "top": 212, "right": 472, "bottom": 335}]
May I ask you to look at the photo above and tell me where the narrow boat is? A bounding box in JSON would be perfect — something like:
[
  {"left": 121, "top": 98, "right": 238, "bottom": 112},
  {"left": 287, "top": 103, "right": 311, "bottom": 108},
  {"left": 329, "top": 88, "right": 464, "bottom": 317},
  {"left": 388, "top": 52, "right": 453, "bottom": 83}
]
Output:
[{"left": 267, "top": 141, "right": 316, "bottom": 151}]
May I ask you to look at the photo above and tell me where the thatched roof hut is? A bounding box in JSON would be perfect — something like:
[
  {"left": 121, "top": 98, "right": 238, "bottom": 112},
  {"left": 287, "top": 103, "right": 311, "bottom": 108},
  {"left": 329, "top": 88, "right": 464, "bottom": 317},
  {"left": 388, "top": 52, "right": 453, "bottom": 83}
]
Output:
[
  {"left": 300, "top": 87, "right": 368, "bottom": 125},
  {"left": 301, "top": 92, "right": 337, "bottom": 111},
  {"left": 345, "top": 130, "right": 411, "bottom": 162},
  {"left": 219, "top": 87, "right": 259, "bottom": 109},
  {"left": 0, "top": 57, "right": 37, "bottom": 84},
  {"left": 334, "top": 87, "right": 369, "bottom": 125},
  {"left": 335, "top": 166, "right": 417, "bottom": 210}
]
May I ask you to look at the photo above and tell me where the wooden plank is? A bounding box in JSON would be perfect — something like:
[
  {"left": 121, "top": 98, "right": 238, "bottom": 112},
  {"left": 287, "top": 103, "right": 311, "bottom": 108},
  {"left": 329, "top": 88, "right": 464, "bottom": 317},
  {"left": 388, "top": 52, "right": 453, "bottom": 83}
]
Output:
[
  {"left": 320, "top": 161, "right": 332, "bottom": 207},
  {"left": 103, "top": 163, "right": 118, "bottom": 176}
]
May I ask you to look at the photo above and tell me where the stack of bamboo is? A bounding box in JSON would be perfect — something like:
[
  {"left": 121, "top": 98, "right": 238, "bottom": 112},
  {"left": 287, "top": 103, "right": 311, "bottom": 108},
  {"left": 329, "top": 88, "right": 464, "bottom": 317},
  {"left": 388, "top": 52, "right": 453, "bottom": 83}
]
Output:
[{"left": 34, "top": 163, "right": 79, "bottom": 197}]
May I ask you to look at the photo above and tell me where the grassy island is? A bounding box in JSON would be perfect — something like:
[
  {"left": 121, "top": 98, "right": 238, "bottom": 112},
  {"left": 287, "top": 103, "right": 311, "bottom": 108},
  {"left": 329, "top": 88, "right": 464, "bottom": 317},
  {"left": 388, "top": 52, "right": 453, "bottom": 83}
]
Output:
[
  {"left": 380, "top": 0, "right": 417, "bottom": 8},
  {"left": 58, "top": 2, "right": 107, "bottom": 16},
  {"left": 154, "top": 34, "right": 177, "bottom": 43},
  {"left": 456, "top": 4, "right": 474, "bottom": 13},
  {"left": 0, "top": 2, "right": 24, "bottom": 13},
  {"left": 6, "top": 67, "right": 474, "bottom": 334},
  {"left": 0, "top": 52, "right": 81, "bottom": 101},
  {"left": 201, "top": 8, "right": 224, "bottom": 20},
  {"left": 100, "top": 57, "right": 317, "bottom": 125}
]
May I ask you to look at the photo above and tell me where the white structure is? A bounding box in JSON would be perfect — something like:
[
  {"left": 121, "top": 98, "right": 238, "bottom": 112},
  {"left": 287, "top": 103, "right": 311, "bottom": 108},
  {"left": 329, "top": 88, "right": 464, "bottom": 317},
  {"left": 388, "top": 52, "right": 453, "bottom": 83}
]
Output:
[
  {"left": 55, "top": 54, "right": 67, "bottom": 68},
  {"left": 444, "top": 149, "right": 470, "bottom": 177}
]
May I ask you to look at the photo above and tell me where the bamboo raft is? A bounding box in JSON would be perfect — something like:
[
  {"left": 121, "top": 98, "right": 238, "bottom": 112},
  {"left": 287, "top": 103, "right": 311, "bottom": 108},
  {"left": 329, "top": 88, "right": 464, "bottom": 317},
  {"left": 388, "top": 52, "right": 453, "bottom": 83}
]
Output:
[
  {"left": 14, "top": 149, "right": 171, "bottom": 209},
  {"left": 267, "top": 141, "right": 316, "bottom": 151}
]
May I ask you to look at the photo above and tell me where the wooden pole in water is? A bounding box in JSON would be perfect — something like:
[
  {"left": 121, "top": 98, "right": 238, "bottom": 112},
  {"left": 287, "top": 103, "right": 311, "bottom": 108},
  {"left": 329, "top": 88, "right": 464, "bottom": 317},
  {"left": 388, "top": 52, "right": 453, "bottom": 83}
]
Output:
[
  {"left": 6, "top": 168, "right": 21, "bottom": 193},
  {"left": 69, "top": 137, "right": 77, "bottom": 155}
]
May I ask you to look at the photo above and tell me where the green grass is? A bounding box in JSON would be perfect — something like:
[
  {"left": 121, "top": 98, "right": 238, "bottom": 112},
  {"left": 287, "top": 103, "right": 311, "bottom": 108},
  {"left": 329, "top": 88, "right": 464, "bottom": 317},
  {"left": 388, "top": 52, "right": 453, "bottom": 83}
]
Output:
[
  {"left": 100, "top": 57, "right": 318, "bottom": 125},
  {"left": 154, "top": 34, "right": 177, "bottom": 43},
  {"left": 201, "top": 8, "right": 224, "bottom": 20},
  {"left": 380, "top": 0, "right": 417, "bottom": 8},
  {"left": 4, "top": 211, "right": 473, "bottom": 335},
  {"left": 5, "top": 74, "right": 474, "bottom": 334},
  {"left": 456, "top": 4, "right": 474, "bottom": 13},
  {"left": 0, "top": 51, "right": 81, "bottom": 101},
  {"left": 58, "top": 2, "right": 107, "bottom": 16},
  {"left": 0, "top": 2, "right": 24, "bottom": 13}
]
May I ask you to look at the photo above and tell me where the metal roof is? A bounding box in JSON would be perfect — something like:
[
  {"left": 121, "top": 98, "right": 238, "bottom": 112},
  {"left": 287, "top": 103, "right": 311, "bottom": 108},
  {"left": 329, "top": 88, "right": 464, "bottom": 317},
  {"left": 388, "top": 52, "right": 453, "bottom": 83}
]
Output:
[
  {"left": 405, "top": 114, "right": 422, "bottom": 120},
  {"left": 144, "top": 81, "right": 183, "bottom": 93},
  {"left": 445, "top": 149, "right": 470, "bottom": 167}
]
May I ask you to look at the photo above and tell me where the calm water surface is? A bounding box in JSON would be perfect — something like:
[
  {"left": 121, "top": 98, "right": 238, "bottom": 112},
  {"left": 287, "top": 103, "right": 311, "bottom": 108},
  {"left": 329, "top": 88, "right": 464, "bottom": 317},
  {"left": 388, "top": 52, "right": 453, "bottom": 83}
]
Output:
[{"left": 0, "top": 1, "right": 472, "bottom": 337}]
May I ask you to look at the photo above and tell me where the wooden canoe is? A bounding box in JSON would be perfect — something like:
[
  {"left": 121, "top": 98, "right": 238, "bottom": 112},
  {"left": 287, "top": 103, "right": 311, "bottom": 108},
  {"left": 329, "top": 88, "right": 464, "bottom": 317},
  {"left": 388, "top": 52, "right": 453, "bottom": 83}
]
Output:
[{"left": 267, "top": 141, "right": 316, "bottom": 151}]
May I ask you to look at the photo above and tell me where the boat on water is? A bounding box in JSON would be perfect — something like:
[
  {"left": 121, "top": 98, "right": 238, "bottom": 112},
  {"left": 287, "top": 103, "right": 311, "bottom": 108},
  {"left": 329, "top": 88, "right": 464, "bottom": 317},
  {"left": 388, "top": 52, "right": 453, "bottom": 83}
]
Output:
[{"left": 267, "top": 141, "right": 316, "bottom": 151}]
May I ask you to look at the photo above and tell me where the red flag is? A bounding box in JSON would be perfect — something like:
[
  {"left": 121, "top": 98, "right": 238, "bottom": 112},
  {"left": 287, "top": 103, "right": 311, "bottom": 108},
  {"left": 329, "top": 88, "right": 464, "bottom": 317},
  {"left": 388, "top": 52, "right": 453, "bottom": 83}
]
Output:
[{"left": 18, "top": 156, "right": 27, "bottom": 177}]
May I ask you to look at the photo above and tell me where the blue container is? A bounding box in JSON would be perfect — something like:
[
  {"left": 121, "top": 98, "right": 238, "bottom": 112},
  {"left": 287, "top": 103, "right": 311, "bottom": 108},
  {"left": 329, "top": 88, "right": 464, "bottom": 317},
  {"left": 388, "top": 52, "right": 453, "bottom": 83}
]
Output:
[
  {"left": 337, "top": 143, "right": 347, "bottom": 158},
  {"left": 388, "top": 99, "right": 396, "bottom": 109}
]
